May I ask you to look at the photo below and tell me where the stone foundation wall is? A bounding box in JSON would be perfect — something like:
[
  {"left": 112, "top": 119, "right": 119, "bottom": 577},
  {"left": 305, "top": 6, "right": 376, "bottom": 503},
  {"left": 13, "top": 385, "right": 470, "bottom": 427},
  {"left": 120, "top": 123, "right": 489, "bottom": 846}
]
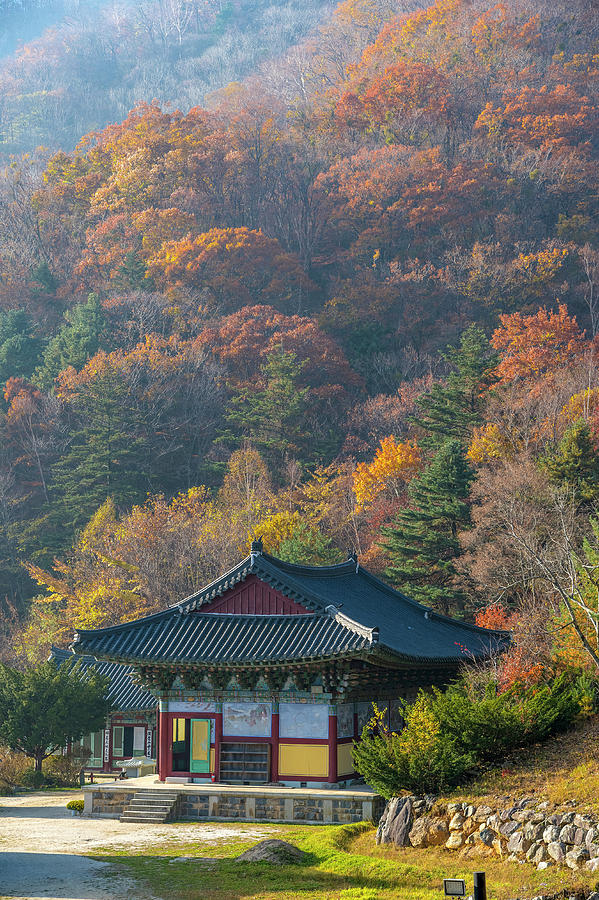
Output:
[
  {"left": 377, "top": 795, "right": 599, "bottom": 874},
  {"left": 87, "top": 786, "right": 384, "bottom": 825}
]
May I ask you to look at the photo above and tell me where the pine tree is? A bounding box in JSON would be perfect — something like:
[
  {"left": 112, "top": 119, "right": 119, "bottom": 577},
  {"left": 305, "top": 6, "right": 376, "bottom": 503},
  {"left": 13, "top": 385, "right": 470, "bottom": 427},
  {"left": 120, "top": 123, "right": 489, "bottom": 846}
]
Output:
[
  {"left": 50, "top": 369, "right": 149, "bottom": 534},
  {"left": 541, "top": 419, "right": 599, "bottom": 504},
  {"left": 381, "top": 440, "right": 473, "bottom": 614},
  {"left": 412, "top": 325, "right": 496, "bottom": 448},
  {"left": 223, "top": 347, "right": 310, "bottom": 472},
  {"left": 0, "top": 308, "right": 42, "bottom": 385},
  {"left": 114, "top": 251, "right": 155, "bottom": 291},
  {"left": 34, "top": 294, "right": 105, "bottom": 389}
]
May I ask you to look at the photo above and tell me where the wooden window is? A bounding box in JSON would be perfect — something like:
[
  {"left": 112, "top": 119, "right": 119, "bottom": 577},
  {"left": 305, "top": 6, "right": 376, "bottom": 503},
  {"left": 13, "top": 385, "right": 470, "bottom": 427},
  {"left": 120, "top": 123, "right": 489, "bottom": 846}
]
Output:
[{"left": 112, "top": 726, "right": 124, "bottom": 757}]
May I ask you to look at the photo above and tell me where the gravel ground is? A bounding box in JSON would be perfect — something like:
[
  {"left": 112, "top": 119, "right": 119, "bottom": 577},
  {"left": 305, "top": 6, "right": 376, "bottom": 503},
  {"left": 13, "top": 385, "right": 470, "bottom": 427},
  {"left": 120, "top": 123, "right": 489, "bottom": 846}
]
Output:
[{"left": 0, "top": 791, "right": 273, "bottom": 899}]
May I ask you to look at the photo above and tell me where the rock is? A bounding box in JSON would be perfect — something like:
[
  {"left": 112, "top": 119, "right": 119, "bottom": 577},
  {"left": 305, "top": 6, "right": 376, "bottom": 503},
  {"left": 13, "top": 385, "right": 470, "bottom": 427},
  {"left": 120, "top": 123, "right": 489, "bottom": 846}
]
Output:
[
  {"left": 464, "top": 805, "right": 476, "bottom": 818},
  {"left": 446, "top": 802, "right": 462, "bottom": 815},
  {"left": 547, "top": 841, "right": 566, "bottom": 863},
  {"left": 574, "top": 827, "right": 587, "bottom": 845},
  {"left": 499, "top": 820, "right": 521, "bottom": 837},
  {"left": 462, "top": 817, "right": 478, "bottom": 836},
  {"left": 526, "top": 841, "right": 543, "bottom": 862},
  {"left": 565, "top": 847, "right": 588, "bottom": 870},
  {"left": 473, "top": 805, "right": 493, "bottom": 822},
  {"left": 587, "top": 827, "right": 599, "bottom": 847},
  {"left": 487, "top": 814, "right": 502, "bottom": 833},
  {"left": 448, "top": 813, "right": 464, "bottom": 831},
  {"left": 586, "top": 858, "right": 599, "bottom": 873},
  {"left": 588, "top": 842, "right": 599, "bottom": 858},
  {"left": 533, "top": 843, "right": 549, "bottom": 864},
  {"left": 559, "top": 824, "right": 578, "bottom": 844},
  {"left": 543, "top": 825, "right": 560, "bottom": 844},
  {"left": 376, "top": 797, "right": 413, "bottom": 848},
  {"left": 479, "top": 828, "right": 494, "bottom": 847},
  {"left": 523, "top": 821, "right": 545, "bottom": 842},
  {"left": 445, "top": 832, "right": 464, "bottom": 850},
  {"left": 511, "top": 809, "right": 534, "bottom": 823},
  {"left": 560, "top": 811, "right": 576, "bottom": 825},
  {"left": 409, "top": 816, "right": 448, "bottom": 848},
  {"left": 574, "top": 813, "right": 594, "bottom": 829},
  {"left": 537, "top": 860, "right": 553, "bottom": 870},
  {"left": 492, "top": 837, "right": 505, "bottom": 857},
  {"left": 507, "top": 831, "right": 531, "bottom": 855},
  {"left": 236, "top": 840, "right": 306, "bottom": 865}
]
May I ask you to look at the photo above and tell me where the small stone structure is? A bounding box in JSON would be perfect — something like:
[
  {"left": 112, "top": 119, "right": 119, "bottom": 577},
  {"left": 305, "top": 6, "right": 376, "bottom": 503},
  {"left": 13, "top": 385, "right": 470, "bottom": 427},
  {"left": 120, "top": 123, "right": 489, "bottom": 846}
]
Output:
[
  {"left": 85, "top": 781, "right": 385, "bottom": 825},
  {"left": 377, "top": 795, "right": 599, "bottom": 874}
]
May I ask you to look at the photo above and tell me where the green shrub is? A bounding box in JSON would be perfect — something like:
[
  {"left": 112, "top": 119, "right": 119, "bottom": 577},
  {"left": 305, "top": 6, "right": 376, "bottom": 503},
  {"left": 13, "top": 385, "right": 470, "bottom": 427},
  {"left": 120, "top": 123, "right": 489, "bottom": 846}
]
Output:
[
  {"left": 353, "top": 675, "right": 581, "bottom": 798},
  {"left": 352, "top": 698, "right": 474, "bottom": 798},
  {"left": 66, "top": 799, "right": 84, "bottom": 813},
  {"left": 44, "top": 752, "right": 86, "bottom": 787},
  {"left": 21, "top": 769, "right": 45, "bottom": 789}
]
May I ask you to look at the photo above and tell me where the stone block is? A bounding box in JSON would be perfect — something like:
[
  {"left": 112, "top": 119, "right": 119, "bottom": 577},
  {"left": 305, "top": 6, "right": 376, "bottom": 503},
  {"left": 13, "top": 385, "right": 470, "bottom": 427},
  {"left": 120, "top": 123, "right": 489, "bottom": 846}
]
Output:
[
  {"left": 523, "top": 821, "right": 544, "bottom": 842},
  {"left": 499, "top": 820, "right": 520, "bottom": 837},
  {"left": 507, "top": 831, "right": 530, "bottom": 855},
  {"left": 486, "top": 814, "right": 502, "bottom": 833},
  {"left": 376, "top": 797, "right": 413, "bottom": 847},
  {"left": 478, "top": 828, "right": 494, "bottom": 847},
  {"left": 537, "top": 861, "right": 553, "bottom": 870},
  {"left": 473, "top": 805, "right": 493, "bottom": 822}
]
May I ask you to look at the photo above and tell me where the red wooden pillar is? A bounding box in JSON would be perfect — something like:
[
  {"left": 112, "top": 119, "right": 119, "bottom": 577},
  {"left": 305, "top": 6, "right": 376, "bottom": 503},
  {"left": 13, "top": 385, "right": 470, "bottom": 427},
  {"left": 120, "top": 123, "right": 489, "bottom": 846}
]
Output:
[
  {"left": 213, "top": 712, "right": 222, "bottom": 781},
  {"left": 271, "top": 709, "right": 279, "bottom": 783},
  {"left": 158, "top": 709, "right": 170, "bottom": 781},
  {"left": 328, "top": 712, "right": 338, "bottom": 784}
]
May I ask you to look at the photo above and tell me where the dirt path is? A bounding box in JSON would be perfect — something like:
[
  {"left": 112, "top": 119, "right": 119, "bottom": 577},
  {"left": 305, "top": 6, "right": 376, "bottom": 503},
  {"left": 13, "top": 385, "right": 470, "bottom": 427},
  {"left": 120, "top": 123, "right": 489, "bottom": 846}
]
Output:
[{"left": 0, "top": 791, "right": 274, "bottom": 899}]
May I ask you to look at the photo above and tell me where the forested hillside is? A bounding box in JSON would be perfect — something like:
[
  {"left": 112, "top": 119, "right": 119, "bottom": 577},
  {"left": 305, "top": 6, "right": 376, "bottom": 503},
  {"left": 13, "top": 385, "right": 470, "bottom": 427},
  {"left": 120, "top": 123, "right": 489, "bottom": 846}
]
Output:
[
  {"left": 0, "top": 0, "right": 336, "bottom": 155},
  {"left": 1, "top": 0, "right": 599, "bottom": 681}
]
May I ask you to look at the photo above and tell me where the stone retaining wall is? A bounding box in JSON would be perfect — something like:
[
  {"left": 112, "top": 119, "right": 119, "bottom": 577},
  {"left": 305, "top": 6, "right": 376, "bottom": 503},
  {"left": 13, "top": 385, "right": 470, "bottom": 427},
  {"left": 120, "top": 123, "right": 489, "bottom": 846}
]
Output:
[
  {"left": 86, "top": 785, "right": 385, "bottom": 825},
  {"left": 377, "top": 795, "right": 599, "bottom": 874}
]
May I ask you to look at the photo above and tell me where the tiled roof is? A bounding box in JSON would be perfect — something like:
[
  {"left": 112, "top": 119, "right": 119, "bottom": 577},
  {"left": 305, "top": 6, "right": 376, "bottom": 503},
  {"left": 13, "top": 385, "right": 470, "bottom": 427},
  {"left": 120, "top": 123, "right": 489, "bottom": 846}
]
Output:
[
  {"left": 72, "top": 553, "right": 508, "bottom": 667},
  {"left": 50, "top": 647, "right": 156, "bottom": 710},
  {"left": 73, "top": 612, "right": 376, "bottom": 664}
]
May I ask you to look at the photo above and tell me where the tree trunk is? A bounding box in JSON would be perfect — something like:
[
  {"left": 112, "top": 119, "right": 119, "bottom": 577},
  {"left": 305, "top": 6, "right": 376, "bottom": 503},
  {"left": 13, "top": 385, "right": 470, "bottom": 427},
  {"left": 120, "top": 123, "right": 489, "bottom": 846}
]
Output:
[{"left": 34, "top": 752, "right": 44, "bottom": 773}]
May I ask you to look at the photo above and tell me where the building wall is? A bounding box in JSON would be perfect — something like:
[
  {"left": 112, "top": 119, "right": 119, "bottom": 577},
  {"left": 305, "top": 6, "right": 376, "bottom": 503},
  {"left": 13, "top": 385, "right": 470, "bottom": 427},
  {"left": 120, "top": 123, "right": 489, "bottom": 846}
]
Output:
[{"left": 200, "top": 574, "right": 311, "bottom": 615}]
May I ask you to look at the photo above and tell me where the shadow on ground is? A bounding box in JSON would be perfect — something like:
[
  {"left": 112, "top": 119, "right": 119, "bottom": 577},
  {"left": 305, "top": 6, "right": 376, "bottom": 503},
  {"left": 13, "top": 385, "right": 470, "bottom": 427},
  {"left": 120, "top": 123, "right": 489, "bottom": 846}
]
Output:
[{"left": 0, "top": 851, "right": 137, "bottom": 899}]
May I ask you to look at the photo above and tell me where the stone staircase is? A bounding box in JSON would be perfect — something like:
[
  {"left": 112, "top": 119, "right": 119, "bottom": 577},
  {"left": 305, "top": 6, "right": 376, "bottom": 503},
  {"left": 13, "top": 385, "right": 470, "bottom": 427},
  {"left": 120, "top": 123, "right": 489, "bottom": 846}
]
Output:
[{"left": 120, "top": 789, "right": 180, "bottom": 823}]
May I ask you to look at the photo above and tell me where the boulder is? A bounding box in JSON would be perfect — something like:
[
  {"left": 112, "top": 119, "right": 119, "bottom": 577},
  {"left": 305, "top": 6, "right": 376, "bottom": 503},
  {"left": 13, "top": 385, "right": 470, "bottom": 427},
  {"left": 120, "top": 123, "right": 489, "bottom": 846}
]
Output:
[
  {"left": 565, "top": 846, "right": 589, "bottom": 870},
  {"left": 537, "top": 860, "right": 553, "bottom": 870},
  {"left": 586, "top": 858, "right": 599, "bottom": 873},
  {"left": 446, "top": 802, "right": 463, "bottom": 815},
  {"left": 575, "top": 813, "right": 594, "bottom": 829},
  {"left": 547, "top": 841, "right": 566, "bottom": 863},
  {"left": 448, "top": 813, "right": 464, "bottom": 831},
  {"left": 409, "top": 816, "right": 449, "bottom": 848},
  {"left": 543, "top": 825, "right": 560, "bottom": 844},
  {"left": 526, "top": 841, "right": 543, "bottom": 862},
  {"left": 445, "top": 832, "right": 464, "bottom": 850},
  {"left": 507, "top": 831, "right": 531, "bottom": 855},
  {"left": 523, "top": 821, "right": 545, "bottom": 842},
  {"left": 478, "top": 828, "right": 494, "bottom": 847},
  {"left": 559, "top": 823, "right": 578, "bottom": 844},
  {"left": 487, "top": 814, "right": 502, "bottom": 833},
  {"left": 376, "top": 797, "right": 413, "bottom": 848},
  {"left": 236, "top": 840, "right": 306, "bottom": 865},
  {"left": 499, "top": 820, "right": 520, "bottom": 837},
  {"left": 473, "top": 805, "right": 493, "bottom": 822}
]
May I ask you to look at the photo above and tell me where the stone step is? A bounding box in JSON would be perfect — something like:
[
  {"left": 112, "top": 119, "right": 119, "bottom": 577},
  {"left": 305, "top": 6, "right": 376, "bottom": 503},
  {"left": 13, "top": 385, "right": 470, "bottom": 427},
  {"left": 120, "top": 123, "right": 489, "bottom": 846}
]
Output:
[
  {"left": 120, "top": 813, "right": 170, "bottom": 823},
  {"left": 129, "top": 798, "right": 175, "bottom": 806},
  {"left": 133, "top": 791, "right": 179, "bottom": 799}
]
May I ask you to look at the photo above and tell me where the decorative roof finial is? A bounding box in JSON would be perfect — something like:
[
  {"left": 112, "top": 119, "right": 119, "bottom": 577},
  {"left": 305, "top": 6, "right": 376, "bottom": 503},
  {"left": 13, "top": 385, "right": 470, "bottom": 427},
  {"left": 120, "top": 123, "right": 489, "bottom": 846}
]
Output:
[{"left": 251, "top": 536, "right": 264, "bottom": 555}]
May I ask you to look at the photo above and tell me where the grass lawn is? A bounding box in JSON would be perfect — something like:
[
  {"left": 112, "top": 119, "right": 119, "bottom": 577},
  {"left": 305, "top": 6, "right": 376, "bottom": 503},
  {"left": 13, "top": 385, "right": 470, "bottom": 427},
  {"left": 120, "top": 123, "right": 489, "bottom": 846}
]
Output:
[{"left": 98, "top": 821, "right": 599, "bottom": 900}]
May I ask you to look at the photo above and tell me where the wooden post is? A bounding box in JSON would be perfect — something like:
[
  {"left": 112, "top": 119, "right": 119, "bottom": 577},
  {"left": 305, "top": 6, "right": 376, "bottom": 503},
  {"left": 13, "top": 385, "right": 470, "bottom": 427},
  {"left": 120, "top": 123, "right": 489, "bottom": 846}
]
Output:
[
  {"left": 271, "top": 708, "right": 279, "bottom": 783},
  {"left": 214, "top": 711, "right": 222, "bottom": 781},
  {"left": 473, "top": 872, "right": 487, "bottom": 900},
  {"left": 328, "top": 712, "right": 337, "bottom": 784},
  {"left": 158, "top": 709, "right": 170, "bottom": 781}
]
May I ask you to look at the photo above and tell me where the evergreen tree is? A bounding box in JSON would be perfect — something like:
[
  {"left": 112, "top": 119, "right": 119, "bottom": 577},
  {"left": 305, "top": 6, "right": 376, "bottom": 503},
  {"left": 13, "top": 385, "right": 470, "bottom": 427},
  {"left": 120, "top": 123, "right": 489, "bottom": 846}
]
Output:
[
  {"left": 50, "top": 369, "right": 149, "bottom": 533},
  {"left": 223, "top": 347, "right": 310, "bottom": 472},
  {"left": 412, "top": 325, "right": 496, "bottom": 448},
  {"left": 278, "top": 522, "right": 342, "bottom": 566},
  {"left": 34, "top": 294, "right": 105, "bottom": 389},
  {"left": 114, "top": 251, "right": 155, "bottom": 291},
  {"left": 540, "top": 419, "right": 599, "bottom": 504},
  {"left": 0, "top": 308, "right": 42, "bottom": 385},
  {"left": 0, "top": 658, "right": 110, "bottom": 774},
  {"left": 381, "top": 440, "right": 473, "bottom": 614}
]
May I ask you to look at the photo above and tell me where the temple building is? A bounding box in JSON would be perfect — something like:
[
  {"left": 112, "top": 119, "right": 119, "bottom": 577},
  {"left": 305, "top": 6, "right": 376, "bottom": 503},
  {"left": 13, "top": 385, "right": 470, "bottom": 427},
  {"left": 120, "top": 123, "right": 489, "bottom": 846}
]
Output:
[
  {"left": 51, "top": 647, "right": 157, "bottom": 772},
  {"left": 72, "top": 545, "right": 507, "bottom": 787}
]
